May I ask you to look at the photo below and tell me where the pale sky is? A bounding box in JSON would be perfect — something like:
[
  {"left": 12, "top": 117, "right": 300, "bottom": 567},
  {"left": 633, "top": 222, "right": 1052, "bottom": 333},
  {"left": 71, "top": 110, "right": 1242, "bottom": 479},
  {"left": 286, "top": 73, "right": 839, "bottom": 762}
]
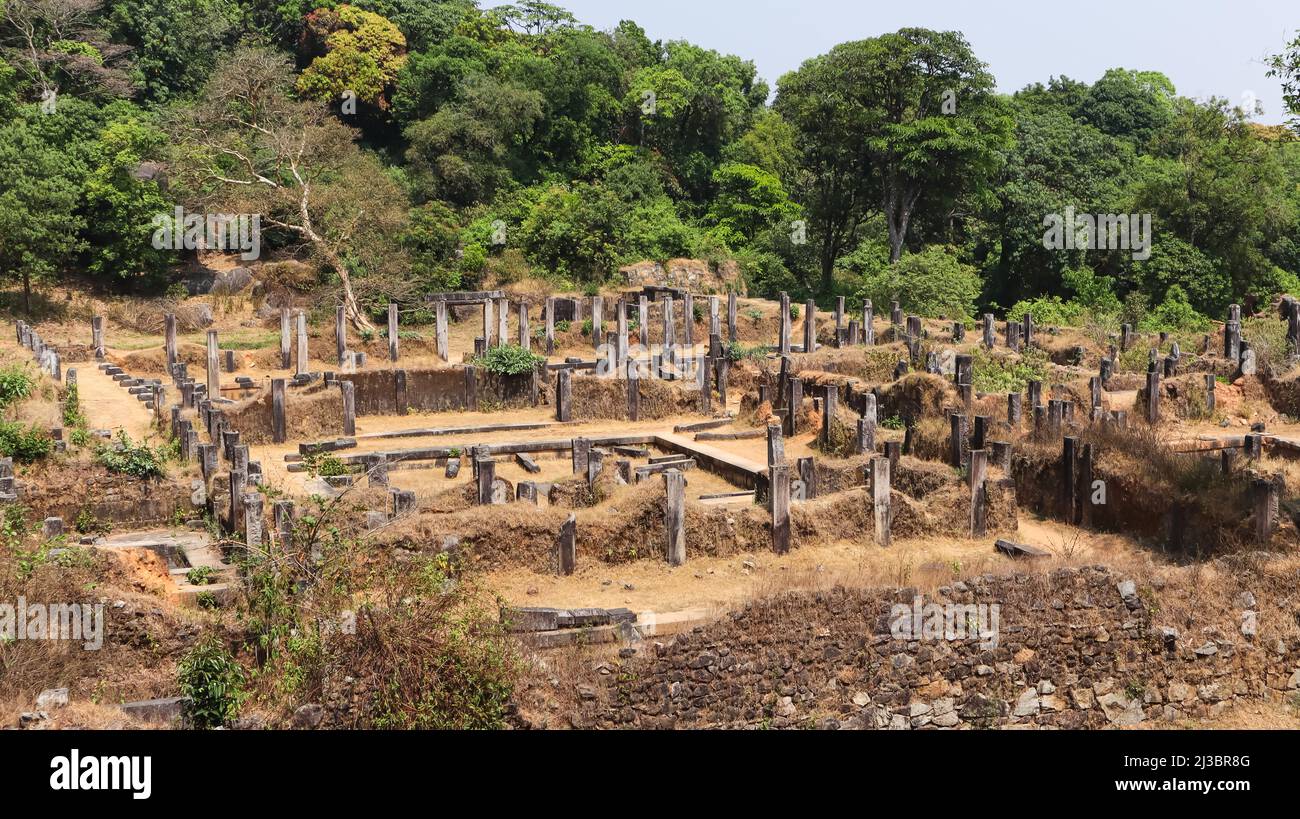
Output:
[{"left": 552, "top": 0, "right": 1297, "bottom": 123}]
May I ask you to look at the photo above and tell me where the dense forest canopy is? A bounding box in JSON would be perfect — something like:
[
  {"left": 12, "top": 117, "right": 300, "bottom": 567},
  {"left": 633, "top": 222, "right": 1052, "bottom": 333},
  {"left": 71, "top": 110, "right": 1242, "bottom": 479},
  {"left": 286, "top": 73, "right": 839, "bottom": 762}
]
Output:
[{"left": 4, "top": 0, "right": 1300, "bottom": 332}]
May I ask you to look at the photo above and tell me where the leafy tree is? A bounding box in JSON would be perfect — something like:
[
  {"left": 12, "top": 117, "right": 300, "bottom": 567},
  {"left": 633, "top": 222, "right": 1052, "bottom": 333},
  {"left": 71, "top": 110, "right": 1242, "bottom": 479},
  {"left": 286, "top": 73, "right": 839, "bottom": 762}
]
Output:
[
  {"left": 1080, "top": 68, "right": 1175, "bottom": 146},
  {"left": 705, "top": 161, "right": 800, "bottom": 247},
  {"left": 296, "top": 4, "right": 407, "bottom": 112},
  {"left": 777, "top": 28, "right": 1013, "bottom": 291},
  {"left": 105, "top": 0, "right": 241, "bottom": 101},
  {"left": 170, "top": 45, "right": 408, "bottom": 331}
]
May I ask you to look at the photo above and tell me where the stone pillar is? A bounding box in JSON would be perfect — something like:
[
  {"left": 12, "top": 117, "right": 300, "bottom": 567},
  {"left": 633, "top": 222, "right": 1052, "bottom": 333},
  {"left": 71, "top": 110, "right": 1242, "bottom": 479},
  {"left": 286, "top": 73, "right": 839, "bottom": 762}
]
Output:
[
  {"left": 1089, "top": 376, "right": 1102, "bottom": 409},
  {"left": 862, "top": 299, "right": 874, "bottom": 345},
  {"left": 890, "top": 301, "right": 902, "bottom": 326},
  {"left": 858, "top": 395, "right": 877, "bottom": 455},
  {"left": 558, "top": 513, "right": 576, "bottom": 575},
  {"left": 640, "top": 294, "right": 651, "bottom": 347},
  {"left": 430, "top": 299, "right": 447, "bottom": 361},
  {"left": 616, "top": 300, "right": 627, "bottom": 368},
  {"left": 972, "top": 415, "right": 988, "bottom": 450},
  {"left": 982, "top": 313, "right": 995, "bottom": 349},
  {"left": 165, "top": 313, "right": 177, "bottom": 369},
  {"left": 1008, "top": 392, "right": 1022, "bottom": 425},
  {"left": 496, "top": 297, "right": 508, "bottom": 348},
  {"left": 664, "top": 470, "right": 686, "bottom": 565},
  {"left": 545, "top": 297, "right": 556, "bottom": 356},
  {"left": 295, "top": 311, "right": 309, "bottom": 376},
  {"left": 1244, "top": 433, "right": 1262, "bottom": 460},
  {"left": 1224, "top": 320, "right": 1240, "bottom": 361},
  {"left": 516, "top": 300, "right": 529, "bottom": 353},
  {"left": 797, "top": 455, "right": 816, "bottom": 500},
  {"left": 229, "top": 468, "right": 246, "bottom": 537},
  {"left": 727, "top": 291, "right": 738, "bottom": 343},
  {"left": 698, "top": 355, "right": 712, "bottom": 414},
  {"left": 871, "top": 457, "right": 891, "bottom": 546},
  {"left": 1022, "top": 311, "right": 1034, "bottom": 347},
  {"left": 1078, "top": 442, "right": 1093, "bottom": 527},
  {"left": 766, "top": 422, "right": 785, "bottom": 467},
  {"left": 683, "top": 292, "right": 694, "bottom": 347},
  {"left": 969, "top": 448, "right": 988, "bottom": 537},
  {"left": 92, "top": 315, "right": 104, "bottom": 360},
  {"left": 202, "top": 330, "right": 219, "bottom": 398},
  {"left": 483, "top": 299, "right": 494, "bottom": 348},
  {"left": 279, "top": 308, "right": 292, "bottom": 369},
  {"left": 820, "top": 384, "right": 837, "bottom": 448},
  {"left": 591, "top": 296, "right": 604, "bottom": 352},
  {"left": 571, "top": 436, "right": 590, "bottom": 475},
  {"left": 270, "top": 378, "right": 287, "bottom": 444},
  {"left": 556, "top": 369, "right": 571, "bottom": 422},
  {"left": 1205, "top": 373, "right": 1216, "bottom": 414},
  {"left": 1146, "top": 371, "right": 1160, "bottom": 425},
  {"left": 803, "top": 298, "right": 816, "bottom": 353},
  {"left": 335, "top": 305, "right": 346, "bottom": 366},
  {"left": 625, "top": 358, "right": 640, "bottom": 421},
  {"left": 778, "top": 292, "right": 791, "bottom": 355},
  {"left": 709, "top": 296, "right": 721, "bottom": 338},
  {"left": 387, "top": 303, "right": 400, "bottom": 362},
  {"left": 340, "top": 380, "right": 356, "bottom": 436},
  {"left": 770, "top": 464, "right": 790, "bottom": 554},
  {"left": 1062, "top": 436, "right": 1077, "bottom": 523},
  {"left": 463, "top": 365, "right": 478, "bottom": 412},
  {"left": 785, "top": 377, "right": 802, "bottom": 436}
]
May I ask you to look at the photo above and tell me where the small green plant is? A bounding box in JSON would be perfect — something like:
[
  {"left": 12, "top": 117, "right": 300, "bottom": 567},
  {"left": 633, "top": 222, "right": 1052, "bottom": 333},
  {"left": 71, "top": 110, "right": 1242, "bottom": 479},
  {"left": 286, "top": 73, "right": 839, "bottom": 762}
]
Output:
[
  {"left": 165, "top": 282, "right": 190, "bottom": 301},
  {"left": 177, "top": 632, "right": 246, "bottom": 728},
  {"left": 187, "top": 565, "right": 215, "bottom": 586},
  {"left": 745, "top": 307, "right": 762, "bottom": 323},
  {"left": 789, "top": 303, "right": 800, "bottom": 320},
  {"left": 73, "top": 505, "right": 110, "bottom": 535},
  {"left": 554, "top": 319, "right": 571, "bottom": 333},
  {"left": 62, "top": 382, "right": 87, "bottom": 429},
  {"left": 303, "top": 451, "right": 349, "bottom": 478},
  {"left": 580, "top": 318, "right": 593, "bottom": 336},
  {"left": 475, "top": 344, "right": 544, "bottom": 376},
  {"left": 880, "top": 415, "right": 905, "bottom": 430},
  {"left": 95, "top": 431, "right": 167, "bottom": 479},
  {"left": 692, "top": 302, "right": 704, "bottom": 323},
  {"left": 726, "top": 341, "right": 765, "bottom": 362}
]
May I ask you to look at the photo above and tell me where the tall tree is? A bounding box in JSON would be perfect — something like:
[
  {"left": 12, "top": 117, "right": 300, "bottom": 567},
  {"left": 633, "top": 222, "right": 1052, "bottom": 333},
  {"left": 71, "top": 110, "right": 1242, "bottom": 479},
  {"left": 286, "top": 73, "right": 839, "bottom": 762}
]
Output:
[{"left": 776, "top": 28, "right": 1012, "bottom": 290}]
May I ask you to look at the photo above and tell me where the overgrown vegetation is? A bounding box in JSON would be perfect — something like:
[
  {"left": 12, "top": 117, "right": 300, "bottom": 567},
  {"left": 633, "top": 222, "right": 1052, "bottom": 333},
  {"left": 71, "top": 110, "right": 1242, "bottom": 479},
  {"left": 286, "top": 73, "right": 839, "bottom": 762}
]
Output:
[
  {"left": 177, "top": 632, "right": 247, "bottom": 729},
  {"left": 95, "top": 431, "right": 168, "bottom": 479},
  {"left": 475, "top": 344, "right": 544, "bottom": 376}
]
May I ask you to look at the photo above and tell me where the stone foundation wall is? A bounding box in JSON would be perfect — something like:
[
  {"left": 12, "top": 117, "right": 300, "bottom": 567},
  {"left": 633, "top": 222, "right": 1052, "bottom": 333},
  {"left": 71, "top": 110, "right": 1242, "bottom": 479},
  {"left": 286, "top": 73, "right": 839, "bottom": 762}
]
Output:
[{"left": 579, "top": 566, "right": 1300, "bottom": 729}]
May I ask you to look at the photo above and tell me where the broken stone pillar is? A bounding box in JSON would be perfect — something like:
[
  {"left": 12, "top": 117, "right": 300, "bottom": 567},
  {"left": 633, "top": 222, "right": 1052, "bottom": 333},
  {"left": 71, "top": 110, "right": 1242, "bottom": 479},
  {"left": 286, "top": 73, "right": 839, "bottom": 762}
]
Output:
[
  {"left": 991, "top": 440, "right": 1012, "bottom": 470},
  {"left": 972, "top": 415, "right": 988, "bottom": 451},
  {"left": 367, "top": 454, "right": 389, "bottom": 488},
  {"left": 767, "top": 422, "right": 785, "bottom": 466},
  {"left": 206, "top": 330, "right": 219, "bottom": 397},
  {"left": 556, "top": 368, "right": 571, "bottom": 422},
  {"left": 847, "top": 319, "right": 860, "bottom": 345},
  {"left": 1240, "top": 346, "right": 1257, "bottom": 377},
  {"left": 664, "top": 470, "right": 686, "bottom": 565},
  {"left": 268, "top": 378, "right": 286, "bottom": 444},
  {"left": 797, "top": 456, "right": 816, "bottom": 500},
  {"left": 770, "top": 464, "right": 790, "bottom": 554},
  {"left": 482, "top": 299, "right": 494, "bottom": 348},
  {"left": 890, "top": 301, "right": 902, "bottom": 326},
  {"left": 1027, "top": 379, "right": 1042, "bottom": 410},
  {"left": 1205, "top": 373, "right": 1216, "bottom": 414},
  {"left": 517, "top": 481, "right": 538, "bottom": 504},
  {"left": 969, "top": 449, "right": 988, "bottom": 537},
  {"left": 244, "top": 492, "right": 263, "bottom": 549},
  {"left": 517, "top": 300, "right": 529, "bottom": 353},
  {"left": 857, "top": 414, "right": 875, "bottom": 455},
  {"left": 871, "top": 456, "right": 891, "bottom": 546},
  {"left": 955, "top": 354, "right": 973, "bottom": 387},
  {"left": 199, "top": 444, "right": 217, "bottom": 482},
  {"left": 1008, "top": 392, "right": 1022, "bottom": 425},
  {"left": 949, "top": 413, "right": 967, "bottom": 468},
  {"left": 571, "top": 436, "right": 590, "bottom": 475},
  {"left": 388, "top": 303, "right": 400, "bottom": 362},
  {"left": 339, "top": 380, "right": 356, "bottom": 436},
  {"left": 1224, "top": 320, "right": 1240, "bottom": 361},
  {"left": 295, "top": 311, "right": 309, "bottom": 376},
  {"left": 1089, "top": 376, "right": 1102, "bottom": 409},
  {"left": 42, "top": 516, "right": 63, "bottom": 539},
  {"left": 982, "top": 314, "right": 995, "bottom": 349},
  {"left": 391, "top": 490, "right": 416, "bottom": 517},
  {"left": 1244, "top": 433, "right": 1262, "bottom": 460},
  {"left": 463, "top": 365, "right": 477, "bottom": 412},
  {"left": 476, "top": 456, "right": 495, "bottom": 505},
  {"left": 558, "top": 513, "right": 576, "bottom": 575},
  {"left": 586, "top": 447, "right": 603, "bottom": 486},
  {"left": 435, "top": 300, "right": 449, "bottom": 361},
  {"left": 1254, "top": 478, "right": 1278, "bottom": 542},
  {"left": 1047, "top": 399, "right": 1063, "bottom": 437},
  {"left": 591, "top": 295, "right": 604, "bottom": 352},
  {"left": 862, "top": 300, "right": 874, "bottom": 345},
  {"left": 616, "top": 300, "right": 627, "bottom": 368}
]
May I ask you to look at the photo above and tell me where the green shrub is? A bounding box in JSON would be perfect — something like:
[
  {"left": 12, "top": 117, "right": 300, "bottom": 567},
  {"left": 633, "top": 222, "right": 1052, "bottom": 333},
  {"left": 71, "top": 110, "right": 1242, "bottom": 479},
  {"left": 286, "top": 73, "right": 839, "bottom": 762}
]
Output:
[
  {"left": 187, "top": 565, "right": 215, "bottom": 586},
  {"left": 1139, "top": 285, "right": 1212, "bottom": 333},
  {"left": 854, "top": 246, "right": 982, "bottom": 320},
  {"left": 303, "top": 451, "right": 349, "bottom": 478},
  {"left": 475, "top": 344, "right": 544, "bottom": 376},
  {"left": 972, "top": 347, "right": 1049, "bottom": 394},
  {"left": 0, "top": 366, "right": 34, "bottom": 410},
  {"left": 1007, "top": 295, "right": 1086, "bottom": 327},
  {"left": 177, "top": 632, "right": 246, "bottom": 729},
  {"left": 95, "top": 431, "right": 167, "bottom": 479},
  {"left": 0, "top": 421, "right": 54, "bottom": 463}
]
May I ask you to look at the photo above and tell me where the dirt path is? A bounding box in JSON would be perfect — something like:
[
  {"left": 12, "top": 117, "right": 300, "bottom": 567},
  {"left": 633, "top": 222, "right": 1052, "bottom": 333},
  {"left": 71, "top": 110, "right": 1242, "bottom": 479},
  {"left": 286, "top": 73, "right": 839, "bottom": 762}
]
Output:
[{"left": 74, "top": 364, "right": 156, "bottom": 441}]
